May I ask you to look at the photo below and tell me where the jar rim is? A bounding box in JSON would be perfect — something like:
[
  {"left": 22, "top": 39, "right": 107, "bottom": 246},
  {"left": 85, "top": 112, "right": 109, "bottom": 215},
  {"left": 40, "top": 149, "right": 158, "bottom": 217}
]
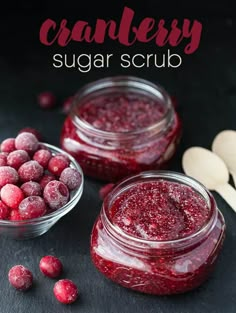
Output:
[
  {"left": 70, "top": 76, "right": 174, "bottom": 141},
  {"left": 102, "top": 170, "right": 219, "bottom": 249}
]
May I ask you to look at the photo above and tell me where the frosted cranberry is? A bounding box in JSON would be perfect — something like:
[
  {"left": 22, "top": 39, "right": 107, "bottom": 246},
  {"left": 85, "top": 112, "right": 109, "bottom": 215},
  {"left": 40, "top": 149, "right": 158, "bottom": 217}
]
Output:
[
  {"left": 8, "top": 265, "right": 33, "bottom": 291},
  {"left": 18, "top": 160, "right": 43, "bottom": 182},
  {"left": 53, "top": 279, "right": 78, "bottom": 304},
  {"left": 21, "top": 182, "right": 42, "bottom": 197},
  {"left": 0, "top": 166, "right": 19, "bottom": 187},
  {"left": 18, "top": 127, "right": 42, "bottom": 141},
  {"left": 48, "top": 155, "right": 70, "bottom": 176},
  {"left": 0, "top": 200, "right": 10, "bottom": 220},
  {"left": 0, "top": 153, "right": 7, "bottom": 166},
  {"left": 9, "top": 210, "right": 22, "bottom": 221},
  {"left": 1, "top": 138, "right": 15, "bottom": 153},
  {"left": 1, "top": 184, "right": 24, "bottom": 209},
  {"left": 39, "top": 174, "right": 55, "bottom": 189},
  {"left": 38, "top": 91, "right": 56, "bottom": 109},
  {"left": 19, "top": 196, "right": 46, "bottom": 219},
  {"left": 15, "top": 132, "right": 39, "bottom": 154},
  {"left": 62, "top": 96, "right": 73, "bottom": 114},
  {"left": 33, "top": 149, "right": 52, "bottom": 168},
  {"left": 7, "top": 150, "right": 30, "bottom": 169},
  {"left": 99, "top": 183, "right": 115, "bottom": 200},
  {"left": 43, "top": 180, "right": 69, "bottom": 210},
  {"left": 59, "top": 168, "right": 81, "bottom": 190},
  {"left": 39, "top": 255, "right": 63, "bottom": 278}
]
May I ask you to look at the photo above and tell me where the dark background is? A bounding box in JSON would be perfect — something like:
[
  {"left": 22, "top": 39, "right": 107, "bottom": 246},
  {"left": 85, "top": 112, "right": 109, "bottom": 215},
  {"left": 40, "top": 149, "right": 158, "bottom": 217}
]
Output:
[{"left": 0, "top": 2, "right": 235, "bottom": 313}]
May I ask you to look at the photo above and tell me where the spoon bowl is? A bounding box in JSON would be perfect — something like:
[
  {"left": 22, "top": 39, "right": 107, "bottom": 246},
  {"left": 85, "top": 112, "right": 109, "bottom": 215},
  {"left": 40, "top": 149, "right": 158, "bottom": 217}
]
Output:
[
  {"left": 182, "top": 147, "right": 229, "bottom": 190},
  {"left": 212, "top": 130, "right": 236, "bottom": 184},
  {"left": 182, "top": 146, "right": 236, "bottom": 213}
]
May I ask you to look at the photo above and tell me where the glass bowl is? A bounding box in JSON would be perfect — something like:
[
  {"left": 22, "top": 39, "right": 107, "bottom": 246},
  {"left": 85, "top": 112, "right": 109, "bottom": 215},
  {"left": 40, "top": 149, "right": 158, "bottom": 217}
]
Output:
[{"left": 0, "top": 143, "right": 84, "bottom": 240}]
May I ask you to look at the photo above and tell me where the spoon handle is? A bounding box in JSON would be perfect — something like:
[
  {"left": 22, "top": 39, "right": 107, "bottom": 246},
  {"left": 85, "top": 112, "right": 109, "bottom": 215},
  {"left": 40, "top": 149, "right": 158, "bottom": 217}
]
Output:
[{"left": 215, "top": 183, "right": 236, "bottom": 213}]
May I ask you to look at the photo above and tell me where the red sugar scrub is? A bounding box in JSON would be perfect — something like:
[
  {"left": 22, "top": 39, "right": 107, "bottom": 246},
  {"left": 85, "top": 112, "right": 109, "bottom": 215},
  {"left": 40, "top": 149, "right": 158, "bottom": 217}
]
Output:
[
  {"left": 90, "top": 171, "right": 226, "bottom": 295},
  {"left": 61, "top": 77, "right": 181, "bottom": 182}
]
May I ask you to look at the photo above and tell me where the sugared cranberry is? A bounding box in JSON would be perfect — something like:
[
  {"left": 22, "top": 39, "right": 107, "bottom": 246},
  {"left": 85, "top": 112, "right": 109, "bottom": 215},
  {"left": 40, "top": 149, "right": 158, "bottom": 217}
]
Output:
[
  {"left": 9, "top": 210, "right": 22, "bottom": 221},
  {"left": 15, "top": 132, "right": 39, "bottom": 154},
  {"left": 7, "top": 150, "right": 30, "bottom": 169},
  {"left": 43, "top": 180, "right": 69, "bottom": 210},
  {"left": 39, "top": 255, "right": 63, "bottom": 278},
  {"left": 39, "top": 174, "right": 55, "bottom": 189},
  {"left": 19, "top": 196, "right": 46, "bottom": 219},
  {"left": 33, "top": 149, "right": 52, "bottom": 168},
  {"left": 48, "top": 155, "right": 70, "bottom": 176},
  {"left": 18, "top": 160, "right": 43, "bottom": 182},
  {"left": 0, "top": 200, "right": 10, "bottom": 220},
  {"left": 59, "top": 168, "right": 81, "bottom": 190},
  {"left": 21, "top": 182, "right": 42, "bottom": 197},
  {"left": 99, "top": 183, "right": 115, "bottom": 200},
  {"left": 1, "top": 138, "right": 15, "bottom": 153},
  {"left": 1, "top": 184, "right": 24, "bottom": 209},
  {"left": 62, "top": 96, "right": 74, "bottom": 114},
  {"left": 53, "top": 279, "right": 78, "bottom": 304},
  {"left": 0, "top": 153, "right": 7, "bottom": 166},
  {"left": 37, "top": 91, "right": 56, "bottom": 109},
  {"left": 0, "top": 166, "right": 19, "bottom": 187},
  {"left": 18, "top": 127, "right": 42, "bottom": 141},
  {"left": 8, "top": 265, "right": 33, "bottom": 291}
]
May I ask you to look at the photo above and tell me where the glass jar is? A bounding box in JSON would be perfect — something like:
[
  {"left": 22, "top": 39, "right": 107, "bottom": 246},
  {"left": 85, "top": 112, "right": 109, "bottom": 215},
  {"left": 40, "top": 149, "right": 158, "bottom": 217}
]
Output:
[
  {"left": 60, "top": 76, "right": 182, "bottom": 182},
  {"left": 90, "top": 171, "right": 225, "bottom": 295}
]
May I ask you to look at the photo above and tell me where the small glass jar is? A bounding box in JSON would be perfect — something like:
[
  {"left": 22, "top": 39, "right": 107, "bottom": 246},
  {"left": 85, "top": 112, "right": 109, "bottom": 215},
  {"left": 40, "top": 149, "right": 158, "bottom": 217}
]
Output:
[
  {"left": 90, "top": 171, "right": 225, "bottom": 295},
  {"left": 60, "top": 76, "right": 182, "bottom": 182}
]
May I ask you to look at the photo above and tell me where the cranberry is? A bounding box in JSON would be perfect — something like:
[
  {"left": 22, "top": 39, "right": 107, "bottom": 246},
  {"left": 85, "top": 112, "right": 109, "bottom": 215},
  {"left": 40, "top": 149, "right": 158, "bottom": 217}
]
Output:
[
  {"left": 48, "top": 155, "right": 70, "bottom": 176},
  {"left": 59, "top": 168, "right": 81, "bottom": 190},
  {"left": 1, "top": 184, "right": 24, "bottom": 209},
  {"left": 19, "top": 196, "right": 46, "bottom": 219},
  {"left": 99, "top": 183, "right": 115, "bottom": 200},
  {"left": 33, "top": 149, "right": 52, "bottom": 168},
  {"left": 43, "top": 180, "right": 69, "bottom": 210},
  {"left": 39, "top": 174, "right": 55, "bottom": 189},
  {"left": 53, "top": 279, "right": 78, "bottom": 304},
  {"left": 21, "top": 182, "right": 42, "bottom": 197},
  {"left": 39, "top": 255, "right": 63, "bottom": 278},
  {"left": 37, "top": 91, "right": 56, "bottom": 109},
  {"left": 0, "top": 166, "right": 19, "bottom": 187},
  {"left": 9, "top": 210, "right": 22, "bottom": 221},
  {"left": 7, "top": 150, "right": 30, "bottom": 169},
  {"left": 1, "top": 138, "right": 15, "bottom": 153},
  {"left": 15, "top": 132, "right": 39, "bottom": 154},
  {"left": 8, "top": 265, "right": 33, "bottom": 291},
  {"left": 0, "top": 152, "right": 7, "bottom": 166},
  {"left": 18, "top": 127, "right": 42, "bottom": 141},
  {"left": 0, "top": 200, "right": 10, "bottom": 220},
  {"left": 18, "top": 160, "right": 43, "bottom": 182},
  {"left": 62, "top": 96, "right": 74, "bottom": 114}
]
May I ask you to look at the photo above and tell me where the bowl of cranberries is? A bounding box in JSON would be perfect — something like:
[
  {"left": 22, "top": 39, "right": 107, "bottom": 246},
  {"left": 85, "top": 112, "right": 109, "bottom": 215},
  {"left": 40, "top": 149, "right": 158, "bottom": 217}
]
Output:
[{"left": 0, "top": 132, "right": 84, "bottom": 239}]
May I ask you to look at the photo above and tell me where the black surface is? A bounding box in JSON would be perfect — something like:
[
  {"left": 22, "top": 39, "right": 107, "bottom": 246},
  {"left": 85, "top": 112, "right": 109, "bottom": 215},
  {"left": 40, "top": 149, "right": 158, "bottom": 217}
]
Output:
[{"left": 0, "top": 5, "right": 236, "bottom": 313}]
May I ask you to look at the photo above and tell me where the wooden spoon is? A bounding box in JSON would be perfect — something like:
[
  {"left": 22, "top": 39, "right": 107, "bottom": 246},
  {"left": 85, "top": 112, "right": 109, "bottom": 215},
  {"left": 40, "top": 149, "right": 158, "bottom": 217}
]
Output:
[
  {"left": 212, "top": 130, "right": 236, "bottom": 185},
  {"left": 182, "top": 146, "right": 236, "bottom": 213}
]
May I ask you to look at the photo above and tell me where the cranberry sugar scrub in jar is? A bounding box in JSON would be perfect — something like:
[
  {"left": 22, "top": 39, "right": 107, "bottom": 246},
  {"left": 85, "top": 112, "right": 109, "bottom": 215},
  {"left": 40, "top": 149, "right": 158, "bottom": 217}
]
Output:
[
  {"left": 61, "top": 77, "right": 181, "bottom": 181},
  {"left": 90, "top": 171, "right": 225, "bottom": 295}
]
